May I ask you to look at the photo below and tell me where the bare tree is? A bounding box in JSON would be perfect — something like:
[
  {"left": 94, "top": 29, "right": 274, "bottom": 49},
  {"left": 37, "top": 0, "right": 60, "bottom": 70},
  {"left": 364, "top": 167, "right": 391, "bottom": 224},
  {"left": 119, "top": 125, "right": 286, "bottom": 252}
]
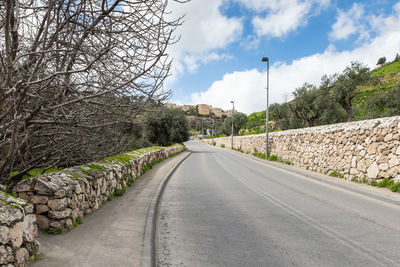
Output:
[{"left": 0, "top": 0, "right": 185, "bottom": 186}]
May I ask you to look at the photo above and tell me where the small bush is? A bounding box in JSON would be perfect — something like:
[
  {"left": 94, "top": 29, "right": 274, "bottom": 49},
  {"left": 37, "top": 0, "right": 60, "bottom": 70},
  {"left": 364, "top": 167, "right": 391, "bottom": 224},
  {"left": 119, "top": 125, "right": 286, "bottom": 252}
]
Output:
[
  {"left": 221, "top": 144, "right": 225, "bottom": 148},
  {"left": 390, "top": 182, "right": 400, "bottom": 192},
  {"left": 370, "top": 179, "right": 378, "bottom": 186},
  {"left": 378, "top": 178, "right": 389, "bottom": 188},
  {"left": 329, "top": 170, "right": 344, "bottom": 178},
  {"left": 267, "top": 155, "right": 278, "bottom": 161},
  {"left": 113, "top": 185, "right": 126, "bottom": 197}
]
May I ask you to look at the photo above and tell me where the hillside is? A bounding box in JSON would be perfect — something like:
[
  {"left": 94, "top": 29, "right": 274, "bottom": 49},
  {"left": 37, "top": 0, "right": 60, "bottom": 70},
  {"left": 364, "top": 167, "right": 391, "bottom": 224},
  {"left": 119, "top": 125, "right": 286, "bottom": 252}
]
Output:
[
  {"left": 243, "top": 59, "right": 400, "bottom": 133},
  {"left": 354, "top": 60, "right": 400, "bottom": 119}
]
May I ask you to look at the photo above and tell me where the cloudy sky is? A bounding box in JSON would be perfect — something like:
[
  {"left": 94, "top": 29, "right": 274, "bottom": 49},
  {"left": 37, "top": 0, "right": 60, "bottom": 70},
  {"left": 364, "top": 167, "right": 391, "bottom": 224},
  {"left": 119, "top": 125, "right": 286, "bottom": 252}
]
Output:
[{"left": 165, "top": 0, "right": 400, "bottom": 114}]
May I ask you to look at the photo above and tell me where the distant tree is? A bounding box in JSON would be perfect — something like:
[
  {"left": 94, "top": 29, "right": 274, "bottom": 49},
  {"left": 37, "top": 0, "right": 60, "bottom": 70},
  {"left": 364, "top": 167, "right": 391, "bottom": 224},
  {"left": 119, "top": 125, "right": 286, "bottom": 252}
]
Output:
[
  {"left": 394, "top": 53, "right": 400, "bottom": 62},
  {"left": 364, "top": 85, "right": 400, "bottom": 118},
  {"left": 269, "top": 103, "right": 290, "bottom": 130},
  {"left": 220, "top": 112, "right": 247, "bottom": 135},
  {"left": 331, "top": 61, "right": 371, "bottom": 122},
  {"left": 146, "top": 109, "right": 190, "bottom": 146},
  {"left": 315, "top": 75, "right": 347, "bottom": 125},
  {"left": 289, "top": 83, "right": 321, "bottom": 127},
  {"left": 377, "top": 57, "right": 387, "bottom": 65}
]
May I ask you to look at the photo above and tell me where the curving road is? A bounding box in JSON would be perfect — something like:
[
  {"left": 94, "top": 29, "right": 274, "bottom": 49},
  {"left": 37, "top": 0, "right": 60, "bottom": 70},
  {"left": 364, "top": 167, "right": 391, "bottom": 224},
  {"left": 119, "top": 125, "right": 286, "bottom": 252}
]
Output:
[{"left": 157, "top": 140, "right": 400, "bottom": 266}]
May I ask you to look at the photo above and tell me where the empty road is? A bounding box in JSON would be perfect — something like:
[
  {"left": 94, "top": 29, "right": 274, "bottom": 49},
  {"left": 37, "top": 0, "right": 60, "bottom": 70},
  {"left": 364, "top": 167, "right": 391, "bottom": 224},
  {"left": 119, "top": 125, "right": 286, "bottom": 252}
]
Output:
[{"left": 157, "top": 140, "right": 400, "bottom": 266}]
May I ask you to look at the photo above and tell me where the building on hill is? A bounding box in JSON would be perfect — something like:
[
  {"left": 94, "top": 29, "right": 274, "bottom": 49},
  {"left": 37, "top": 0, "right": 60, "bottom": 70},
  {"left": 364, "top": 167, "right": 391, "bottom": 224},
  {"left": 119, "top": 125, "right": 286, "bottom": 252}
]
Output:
[
  {"left": 182, "top": 105, "right": 194, "bottom": 111},
  {"left": 165, "top": 103, "right": 178, "bottom": 109},
  {"left": 197, "top": 104, "right": 211, "bottom": 115},
  {"left": 223, "top": 109, "right": 233, "bottom": 117},
  {"left": 211, "top": 108, "right": 223, "bottom": 117}
]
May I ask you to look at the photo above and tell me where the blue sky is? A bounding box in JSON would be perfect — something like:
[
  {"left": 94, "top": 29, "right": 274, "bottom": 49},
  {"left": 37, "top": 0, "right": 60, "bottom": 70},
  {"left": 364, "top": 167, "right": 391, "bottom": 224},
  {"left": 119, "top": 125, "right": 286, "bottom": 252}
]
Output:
[{"left": 166, "top": 0, "right": 400, "bottom": 114}]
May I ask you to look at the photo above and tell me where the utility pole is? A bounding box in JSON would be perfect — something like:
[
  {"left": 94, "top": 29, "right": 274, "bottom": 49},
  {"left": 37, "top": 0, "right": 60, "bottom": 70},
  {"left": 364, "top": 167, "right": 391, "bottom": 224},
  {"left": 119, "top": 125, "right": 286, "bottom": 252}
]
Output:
[
  {"left": 230, "top": 100, "right": 234, "bottom": 149},
  {"left": 262, "top": 57, "right": 269, "bottom": 158}
]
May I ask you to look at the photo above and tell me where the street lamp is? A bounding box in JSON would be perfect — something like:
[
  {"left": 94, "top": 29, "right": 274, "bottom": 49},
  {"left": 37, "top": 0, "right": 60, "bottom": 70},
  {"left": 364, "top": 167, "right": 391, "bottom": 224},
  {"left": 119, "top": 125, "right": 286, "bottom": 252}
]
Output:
[
  {"left": 230, "top": 100, "right": 235, "bottom": 149},
  {"left": 262, "top": 57, "right": 269, "bottom": 158}
]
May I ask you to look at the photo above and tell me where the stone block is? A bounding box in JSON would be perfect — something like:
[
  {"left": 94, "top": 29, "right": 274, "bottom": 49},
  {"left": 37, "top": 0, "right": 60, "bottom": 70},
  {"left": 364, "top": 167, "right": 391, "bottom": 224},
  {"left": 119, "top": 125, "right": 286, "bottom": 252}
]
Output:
[
  {"left": 15, "top": 247, "right": 29, "bottom": 265},
  {"left": 48, "top": 198, "right": 68, "bottom": 211},
  {"left": 0, "top": 245, "right": 14, "bottom": 264},
  {"left": 48, "top": 209, "right": 72, "bottom": 219},
  {"left": 379, "top": 163, "right": 389, "bottom": 171},
  {"left": 0, "top": 206, "right": 23, "bottom": 226},
  {"left": 0, "top": 226, "right": 10, "bottom": 244},
  {"left": 23, "top": 214, "right": 37, "bottom": 242},
  {"left": 30, "top": 195, "right": 48, "bottom": 204},
  {"left": 36, "top": 215, "right": 49, "bottom": 230},
  {"left": 367, "top": 162, "right": 380, "bottom": 179},
  {"left": 35, "top": 204, "right": 49, "bottom": 214},
  {"left": 9, "top": 222, "right": 23, "bottom": 249}
]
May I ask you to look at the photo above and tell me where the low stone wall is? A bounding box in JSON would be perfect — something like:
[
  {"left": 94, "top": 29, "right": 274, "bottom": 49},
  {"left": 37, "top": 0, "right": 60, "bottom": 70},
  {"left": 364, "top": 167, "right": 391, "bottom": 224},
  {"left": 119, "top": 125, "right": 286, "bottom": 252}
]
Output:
[
  {"left": 0, "top": 190, "right": 39, "bottom": 266},
  {"left": 204, "top": 116, "right": 400, "bottom": 181},
  {"left": 13, "top": 145, "right": 185, "bottom": 233}
]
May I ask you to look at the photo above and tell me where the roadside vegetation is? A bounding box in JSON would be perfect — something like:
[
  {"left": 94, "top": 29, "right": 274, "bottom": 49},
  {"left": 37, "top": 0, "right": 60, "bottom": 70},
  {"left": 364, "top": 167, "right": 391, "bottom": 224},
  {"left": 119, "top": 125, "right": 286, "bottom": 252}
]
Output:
[
  {"left": 0, "top": 1, "right": 188, "bottom": 188},
  {"left": 239, "top": 56, "right": 400, "bottom": 134}
]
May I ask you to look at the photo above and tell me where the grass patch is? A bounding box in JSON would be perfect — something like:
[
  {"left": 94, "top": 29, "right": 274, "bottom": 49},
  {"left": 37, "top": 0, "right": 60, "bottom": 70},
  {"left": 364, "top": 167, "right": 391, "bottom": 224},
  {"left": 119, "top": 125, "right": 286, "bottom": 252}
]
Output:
[
  {"left": 372, "top": 60, "right": 400, "bottom": 76},
  {"left": 267, "top": 155, "right": 278, "bottom": 161},
  {"left": 103, "top": 154, "right": 133, "bottom": 164},
  {"left": 70, "top": 172, "right": 82, "bottom": 178},
  {"left": 43, "top": 229, "right": 63, "bottom": 235},
  {"left": 107, "top": 193, "right": 114, "bottom": 201},
  {"left": 72, "top": 216, "right": 83, "bottom": 227},
  {"left": 82, "top": 164, "right": 107, "bottom": 173},
  {"left": 113, "top": 185, "right": 126, "bottom": 197},
  {"left": 329, "top": 170, "right": 344, "bottom": 178},
  {"left": 378, "top": 178, "right": 389, "bottom": 188},
  {"left": 30, "top": 251, "right": 41, "bottom": 262}
]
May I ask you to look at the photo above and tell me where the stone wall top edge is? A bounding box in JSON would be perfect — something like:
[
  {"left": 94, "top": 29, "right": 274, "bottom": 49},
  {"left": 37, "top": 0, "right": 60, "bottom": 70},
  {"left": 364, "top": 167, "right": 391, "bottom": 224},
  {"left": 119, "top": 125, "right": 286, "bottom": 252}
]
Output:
[
  {"left": 14, "top": 144, "right": 184, "bottom": 193},
  {"left": 208, "top": 116, "right": 400, "bottom": 141}
]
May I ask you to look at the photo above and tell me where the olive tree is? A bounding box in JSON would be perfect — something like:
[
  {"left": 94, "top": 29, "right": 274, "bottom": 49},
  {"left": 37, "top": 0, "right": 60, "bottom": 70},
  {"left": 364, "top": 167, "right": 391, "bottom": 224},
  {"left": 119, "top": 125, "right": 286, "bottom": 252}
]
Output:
[{"left": 331, "top": 61, "right": 371, "bottom": 122}]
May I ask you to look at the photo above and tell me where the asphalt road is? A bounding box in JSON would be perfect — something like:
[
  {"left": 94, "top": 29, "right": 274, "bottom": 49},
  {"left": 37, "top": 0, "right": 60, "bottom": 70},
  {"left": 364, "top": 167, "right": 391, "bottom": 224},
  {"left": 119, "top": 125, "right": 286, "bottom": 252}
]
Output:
[{"left": 157, "top": 140, "right": 400, "bottom": 266}]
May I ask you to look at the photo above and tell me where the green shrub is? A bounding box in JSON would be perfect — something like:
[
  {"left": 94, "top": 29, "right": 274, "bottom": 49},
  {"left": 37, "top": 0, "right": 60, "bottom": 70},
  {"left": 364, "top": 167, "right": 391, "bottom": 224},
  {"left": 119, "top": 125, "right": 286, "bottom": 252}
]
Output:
[
  {"left": 329, "top": 170, "right": 343, "bottom": 178},
  {"left": 113, "top": 185, "right": 126, "bottom": 197},
  {"left": 390, "top": 182, "right": 400, "bottom": 192},
  {"left": 221, "top": 144, "right": 225, "bottom": 148},
  {"left": 378, "top": 178, "right": 389, "bottom": 188},
  {"left": 267, "top": 155, "right": 278, "bottom": 161}
]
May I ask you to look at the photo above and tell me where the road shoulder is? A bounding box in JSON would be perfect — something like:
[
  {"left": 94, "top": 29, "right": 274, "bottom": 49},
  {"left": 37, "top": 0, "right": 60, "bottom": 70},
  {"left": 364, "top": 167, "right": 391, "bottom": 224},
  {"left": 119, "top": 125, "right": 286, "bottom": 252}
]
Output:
[{"left": 33, "top": 151, "right": 191, "bottom": 267}]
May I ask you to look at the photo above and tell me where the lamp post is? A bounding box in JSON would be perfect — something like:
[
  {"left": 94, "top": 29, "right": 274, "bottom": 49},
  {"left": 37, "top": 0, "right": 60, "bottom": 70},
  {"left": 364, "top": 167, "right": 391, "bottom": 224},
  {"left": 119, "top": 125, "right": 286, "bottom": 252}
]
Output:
[
  {"left": 262, "top": 57, "right": 269, "bottom": 158},
  {"left": 211, "top": 116, "right": 214, "bottom": 142},
  {"left": 230, "top": 100, "right": 234, "bottom": 149}
]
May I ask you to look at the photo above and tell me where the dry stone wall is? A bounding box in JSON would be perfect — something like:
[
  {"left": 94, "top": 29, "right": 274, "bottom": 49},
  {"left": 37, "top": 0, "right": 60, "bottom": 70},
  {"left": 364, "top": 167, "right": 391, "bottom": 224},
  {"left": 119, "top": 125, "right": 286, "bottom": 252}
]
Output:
[
  {"left": 0, "top": 188, "right": 39, "bottom": 267},
  {"left": 13, "top": 145, "right": 185, "bottom": 233},
  {"left": 204, "top": 116, "right": 400, "bottom": 181}
]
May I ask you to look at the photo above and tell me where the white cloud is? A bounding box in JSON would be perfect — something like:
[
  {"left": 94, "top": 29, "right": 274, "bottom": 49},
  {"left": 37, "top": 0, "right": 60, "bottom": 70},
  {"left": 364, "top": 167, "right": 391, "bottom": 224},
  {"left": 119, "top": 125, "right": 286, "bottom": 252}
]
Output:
[
  {"left": 235, "top": 0, "right": 330, "bottom": 38},
  {"left": 166, "top": 0, "right": 243, "bottom": 79},
  {"left": 189, "top": 3, "right": 400, "bottom": 114},
  {"left": 190, "top": 69, "right": 266, "bottom": 113},
  {"left": 329, "top": 3, "right": 365, "bottom": 41}
]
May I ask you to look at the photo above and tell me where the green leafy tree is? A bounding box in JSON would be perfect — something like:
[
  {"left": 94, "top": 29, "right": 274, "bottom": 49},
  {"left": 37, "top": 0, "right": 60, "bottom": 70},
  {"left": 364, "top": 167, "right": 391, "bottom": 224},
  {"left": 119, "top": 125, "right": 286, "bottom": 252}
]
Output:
[
  {"left": 331, "top": 61, "right": 371, "bottom": 121},
  {"left": 269, "top": 103, "right": 290, "bottom": 130},
  {"left": 220, "top": 112, "right": 247, "bottom": 135},
  {"left": 364, "top": 85, "right": 400, "bottom": 118},
  {"left": 146, "top": 109, "right": 190, "bottom": 146},
  {"left": 377, "top": 57, "right": 386, "bottom": 65},
  {"left": 289, "top": 83, "right": 321, "bottom": 127},
  {"left": 315, "top": 75, "right": 347, "bottom": 125}
]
